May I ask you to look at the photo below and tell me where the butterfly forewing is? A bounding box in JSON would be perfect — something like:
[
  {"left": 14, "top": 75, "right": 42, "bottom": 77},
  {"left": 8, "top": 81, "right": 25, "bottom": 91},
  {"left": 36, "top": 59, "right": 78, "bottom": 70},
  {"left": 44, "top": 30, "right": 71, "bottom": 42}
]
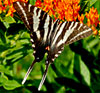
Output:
[
  {"left": 47, "top": 21, "right": 92, "bottom": 63},
  {"left": 13, "top": 1, "right": 54, "bottom": 61},
  {"left": 14, "top": 2, "right": 53, "bottom": 42},
  {"left": 65, "top": 22, "right": 92, "bottom": 45}
]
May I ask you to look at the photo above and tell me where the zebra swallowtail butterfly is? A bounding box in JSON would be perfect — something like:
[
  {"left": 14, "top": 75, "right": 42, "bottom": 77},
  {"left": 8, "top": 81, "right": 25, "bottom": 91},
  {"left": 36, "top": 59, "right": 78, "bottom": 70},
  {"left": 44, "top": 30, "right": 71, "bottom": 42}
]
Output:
[{"left": 13, "top": 1, "right": 92, "bottom": 91}]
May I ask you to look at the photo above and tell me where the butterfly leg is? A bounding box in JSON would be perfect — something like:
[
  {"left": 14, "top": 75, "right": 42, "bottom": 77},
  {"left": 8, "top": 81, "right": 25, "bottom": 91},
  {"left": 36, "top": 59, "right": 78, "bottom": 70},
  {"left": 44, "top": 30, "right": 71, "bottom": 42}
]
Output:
[
  {"left": 38, "top": 62, "right": 51, "bottom": 91},
  {"left": 22, "top": 60, "right": 37, "bottom": 85}
]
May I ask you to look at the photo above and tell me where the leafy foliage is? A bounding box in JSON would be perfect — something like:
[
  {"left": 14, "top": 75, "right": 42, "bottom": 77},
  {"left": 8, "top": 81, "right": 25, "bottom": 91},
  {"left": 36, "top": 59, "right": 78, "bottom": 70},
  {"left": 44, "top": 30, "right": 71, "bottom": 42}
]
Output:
[{"left": 0, "top": 0, "right": 100, "bottom": 92}]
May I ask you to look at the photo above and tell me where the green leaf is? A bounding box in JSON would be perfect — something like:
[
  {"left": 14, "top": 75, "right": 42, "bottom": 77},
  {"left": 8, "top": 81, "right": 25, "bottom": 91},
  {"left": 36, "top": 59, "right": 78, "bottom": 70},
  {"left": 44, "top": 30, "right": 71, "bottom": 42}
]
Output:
[
  {"left": 0, "top": 65, "right": 13, "bottom": 76},
  {"left": 94, "top": 0, "right": 100, "bottom": 14},
  {"left": 6, "top": 52, "right": 23, "bottom": 60},
  {"left": 1, "top": 16, "right": 16, "bottom": 29},
  {"left": 80, "top": 0, "right": 90, "bottom": 13},
  {"left": 89, "top": 0, "right": 98, "bottom": 6},
  {"left": 3, "top": 22, "right": 10, "bottom": 29},
  {"left": 80, "top": 59, "right": 90, "bottom": 86},
  {"left": 0, "top": 29, "right": 6, "bottom": 44},
  {"left": 4, "top": 16, "right": 16, "bottom": 24},
  {"left": 3, "top": 80, "right": 21, "bottom": 90},
  {"left": 0, "top": 73, "right": 8, "bottom": 87},
  {"left": 29, "top": 0, "right": 36, "bottom": 5},
  {"left": 74, "top": 54, "right": 90, "bottom": 86}
]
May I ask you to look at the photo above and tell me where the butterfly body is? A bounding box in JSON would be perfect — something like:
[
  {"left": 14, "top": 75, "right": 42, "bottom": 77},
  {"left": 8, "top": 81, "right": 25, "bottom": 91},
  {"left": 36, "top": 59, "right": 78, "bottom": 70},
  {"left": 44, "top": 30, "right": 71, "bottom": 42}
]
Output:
[{"left": 13, "top": 1, "right": 92, "bottom": 90}]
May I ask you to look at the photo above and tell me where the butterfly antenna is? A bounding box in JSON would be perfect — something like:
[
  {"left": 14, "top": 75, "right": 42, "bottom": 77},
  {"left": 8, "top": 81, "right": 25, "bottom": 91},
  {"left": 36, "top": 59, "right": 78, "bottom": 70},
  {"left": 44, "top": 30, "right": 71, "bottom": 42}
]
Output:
[
  {"left": 38, "top": 63, "right": 50, "bottom": 91},
  {"left": 22, "top": 60, "right": 36, "bottom": 85}
]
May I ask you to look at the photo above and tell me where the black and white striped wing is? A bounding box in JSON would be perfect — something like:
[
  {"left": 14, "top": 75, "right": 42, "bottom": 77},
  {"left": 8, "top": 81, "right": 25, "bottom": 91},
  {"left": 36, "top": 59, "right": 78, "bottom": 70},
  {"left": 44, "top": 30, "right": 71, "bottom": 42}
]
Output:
[
  {"left": 46, "top": 21, "right": 92, "bottom": 63},
  {"left": 65, "top": 22, "right": 92, "bottom": 45},
  {"left": 13, "top": 1, "right": 53, "bottom": 61}
]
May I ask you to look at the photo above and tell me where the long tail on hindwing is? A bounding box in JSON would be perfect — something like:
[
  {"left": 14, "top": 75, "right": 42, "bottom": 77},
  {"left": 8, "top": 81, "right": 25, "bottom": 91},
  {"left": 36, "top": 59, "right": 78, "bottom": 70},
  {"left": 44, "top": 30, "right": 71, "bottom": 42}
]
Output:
[{"left": 22, "top": 60, "right": 36, "bottom": 85}]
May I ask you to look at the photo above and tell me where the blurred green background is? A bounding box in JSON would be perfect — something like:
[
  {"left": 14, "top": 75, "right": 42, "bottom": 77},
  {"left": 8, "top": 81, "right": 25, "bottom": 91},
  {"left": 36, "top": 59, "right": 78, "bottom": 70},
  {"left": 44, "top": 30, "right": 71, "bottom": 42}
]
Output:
[{"left": 0, "top": 0, "right": 100, "bottom": 93}]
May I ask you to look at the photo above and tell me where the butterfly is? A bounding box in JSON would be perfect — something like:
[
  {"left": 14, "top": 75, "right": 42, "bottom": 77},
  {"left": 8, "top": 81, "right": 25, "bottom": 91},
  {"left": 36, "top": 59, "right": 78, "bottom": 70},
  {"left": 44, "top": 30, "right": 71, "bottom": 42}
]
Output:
[{"left": 13, "top": 1, "right": 92, "bottom": 90}]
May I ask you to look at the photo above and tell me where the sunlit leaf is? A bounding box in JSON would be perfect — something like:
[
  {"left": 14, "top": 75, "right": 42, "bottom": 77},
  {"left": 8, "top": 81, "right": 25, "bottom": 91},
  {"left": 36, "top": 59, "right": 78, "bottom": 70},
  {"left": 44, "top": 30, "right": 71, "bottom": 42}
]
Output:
[
  {"left": 29, "top": 0, "right": 36, "bottom": 5},
  {"left": 4, "top": 16, "right": 16, "bottom": 24},
  {"left": 3, "top": 22, "right": 10, "bottom": 29},
  {"left": 74, "top": 54, "right": 90, "bottom": 86},
  {"left": 3, "top": 80, "right": 21, "bottom": 90},
  {"left": 0, "top": 65, "right": 13, "bottom": 76},
  {"left": 89, "top": 0, "right": 98, "bottom": 6},
  {"left": 0, "top": 73, "right": 8, "bottom": 87}
]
